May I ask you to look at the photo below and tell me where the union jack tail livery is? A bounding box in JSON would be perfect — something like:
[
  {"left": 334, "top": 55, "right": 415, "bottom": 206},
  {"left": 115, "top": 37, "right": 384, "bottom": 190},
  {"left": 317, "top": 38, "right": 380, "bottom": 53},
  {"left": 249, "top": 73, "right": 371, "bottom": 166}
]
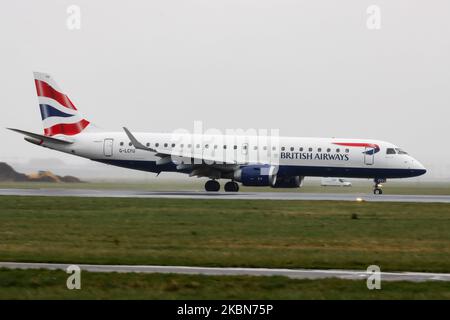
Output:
[{"left": 34, "top": 72, "right": 90, "bottom": 136}]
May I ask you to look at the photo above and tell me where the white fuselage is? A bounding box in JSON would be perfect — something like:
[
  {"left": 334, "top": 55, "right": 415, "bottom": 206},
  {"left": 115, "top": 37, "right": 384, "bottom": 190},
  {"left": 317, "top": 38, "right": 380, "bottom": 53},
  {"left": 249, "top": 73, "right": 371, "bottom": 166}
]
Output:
[{"left": 36, "top": 131, "right": 426, "bottom": 180}]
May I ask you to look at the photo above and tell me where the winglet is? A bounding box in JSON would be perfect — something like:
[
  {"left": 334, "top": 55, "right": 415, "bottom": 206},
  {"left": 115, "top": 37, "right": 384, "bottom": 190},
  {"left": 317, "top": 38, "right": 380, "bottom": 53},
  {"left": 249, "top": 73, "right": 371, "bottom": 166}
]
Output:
[{"left": 123, "top": 127, "right": 156, "bottom": 152}]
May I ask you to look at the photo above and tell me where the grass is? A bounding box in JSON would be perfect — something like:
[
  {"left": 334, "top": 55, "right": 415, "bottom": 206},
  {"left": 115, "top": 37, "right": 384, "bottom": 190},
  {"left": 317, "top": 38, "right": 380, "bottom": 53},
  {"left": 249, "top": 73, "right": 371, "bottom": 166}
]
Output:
[
  {"left": 0, "top": 196, "right": 449, "bottom": 272},
  {"left": 0, "top": 268, "right": 449, "bottom": 299},
  {"left": 1, "top": 180, "right": 450, "bottom": 195}
]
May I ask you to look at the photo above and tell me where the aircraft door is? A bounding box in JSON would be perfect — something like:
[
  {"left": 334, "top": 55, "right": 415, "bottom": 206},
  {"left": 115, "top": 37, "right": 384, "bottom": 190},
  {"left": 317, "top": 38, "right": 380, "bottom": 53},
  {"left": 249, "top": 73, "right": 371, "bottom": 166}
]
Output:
[
  {"left": 242, "top": 143, "right": 249, "bottom": 156},
  {"left": 364, "top": 147, "right": 374, "bottom": 165},
  {"left": 239, "top": 142, "right": 249, "bottom": 165},
  {"left": 103, "top": 138, "right": 114, "bottom": 157}
]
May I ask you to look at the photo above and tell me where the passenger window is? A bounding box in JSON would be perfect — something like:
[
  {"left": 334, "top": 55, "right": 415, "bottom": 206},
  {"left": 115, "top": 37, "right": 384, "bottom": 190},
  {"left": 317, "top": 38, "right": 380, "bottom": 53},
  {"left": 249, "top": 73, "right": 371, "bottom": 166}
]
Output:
[
  {"left": 205, "top": 144, "right": 209, "bottom": 149},
  {"left": 386, "top": 148, "right": 396, "bottom": 155},
  {"left": 299, "top": 147, "right": 303, "bottom": 152},
  {"left": 263, "top": 146, "right": 267, "bottom": 150},
  {"left": 233, "top": 145, "right": 237, "bottom": 150},
  {"left": 318, "top": 148, "right": 322, "bottom": 152},
  {"left": 272, "top": 146, "right": 276, "bottom": 151},
  {"left": 171, "top": 143, "right": 175, "bottom": 148},
  {"left": 120, "top": 142, "right": 124, "bottom": 146},
  {"left": 336, "top": 148, "right": 340, "bottom": 153},
  {"left": 290, "top": 147, "right": 294, "bottom": 151},
  {"left": 223, "top": 145, "right": 227, "bottom": 149},
  {"left": 155, "top": 143, "right": 159, "bottom": 147},
  {"left": 327, "top": 148, "right": 331, "bottom": 152},
  {"left": 345, "top": 148, "right": 349, "bottom": 153},
  {"left": 129, "top": 142, "right": 133, "bottom": 146},
  {"left": 309, "top": 147, "right": 313, "bottom": 152},
  {"left": 254, "top": 146, "right": 258, "bottom": 150},
  {"left": 196, "top": 144, "right": 200, "bottom": 148},
  {"left": 281, "top": 147, "right": 285, "bottom": 151},
  {"left": 164, "top": 143, "right": 168, "bottom": 148},
  {"left": 146, "top": 143, "right": 150, "bottom": 147}
]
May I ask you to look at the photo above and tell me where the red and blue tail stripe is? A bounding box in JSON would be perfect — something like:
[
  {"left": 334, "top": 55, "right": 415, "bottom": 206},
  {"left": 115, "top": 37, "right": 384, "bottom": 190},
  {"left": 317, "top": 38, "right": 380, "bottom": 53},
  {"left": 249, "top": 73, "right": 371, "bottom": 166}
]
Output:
[
  {"left": 34, "top": 72, "right": 90, "bottom": 137},
  {"left": 44, "top": 119, "right": 90, "bottom": 137},
  {"left": 35, "top": 79, "right": 77, "bottom": 110},
  {"left": 39, "top": 104, "right": 75, "bottom": 120},
  {"left": 333, "top": 142, "right": 380, "bottom": 155}
]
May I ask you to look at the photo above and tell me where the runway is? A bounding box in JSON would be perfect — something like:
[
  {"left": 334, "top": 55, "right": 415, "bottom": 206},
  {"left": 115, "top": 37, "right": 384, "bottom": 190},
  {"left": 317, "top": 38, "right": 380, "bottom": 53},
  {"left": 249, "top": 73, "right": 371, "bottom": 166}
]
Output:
[
  {"left": 1, "top": 262, "right": 448, "bottom": 282},
  {"left": 1, "top": 188, "right": 450, "bottom": 203}
]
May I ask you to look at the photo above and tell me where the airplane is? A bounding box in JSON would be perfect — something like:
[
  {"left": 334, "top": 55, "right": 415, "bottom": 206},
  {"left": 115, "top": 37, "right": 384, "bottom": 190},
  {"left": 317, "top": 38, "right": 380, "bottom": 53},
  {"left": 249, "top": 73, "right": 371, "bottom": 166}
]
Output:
[{"left": 8, "top": 72, "right": 426, "bottom": 194}]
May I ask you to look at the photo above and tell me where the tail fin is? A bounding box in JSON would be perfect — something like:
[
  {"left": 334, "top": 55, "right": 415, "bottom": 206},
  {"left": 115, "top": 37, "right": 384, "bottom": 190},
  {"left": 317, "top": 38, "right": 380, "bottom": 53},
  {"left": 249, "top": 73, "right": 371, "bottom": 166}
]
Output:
[{"left": 34, "top": 72, "right": 90, "bottom": 136}]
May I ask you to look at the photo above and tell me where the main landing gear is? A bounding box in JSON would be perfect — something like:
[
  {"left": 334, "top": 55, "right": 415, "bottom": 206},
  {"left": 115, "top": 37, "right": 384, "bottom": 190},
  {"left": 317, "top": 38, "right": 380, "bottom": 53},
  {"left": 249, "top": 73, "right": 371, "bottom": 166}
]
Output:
[
  {"left": 205, "top": 180, "right": 220, "bottom": 192},
  {"left": 204, "top": 180, "right": 240, "bottom": 192},
  {"left": 373, "top": 178, "right": 386, "bottom": 195},
  {"left": 224, "top": 181, "right": 239, "bottom": 192}
]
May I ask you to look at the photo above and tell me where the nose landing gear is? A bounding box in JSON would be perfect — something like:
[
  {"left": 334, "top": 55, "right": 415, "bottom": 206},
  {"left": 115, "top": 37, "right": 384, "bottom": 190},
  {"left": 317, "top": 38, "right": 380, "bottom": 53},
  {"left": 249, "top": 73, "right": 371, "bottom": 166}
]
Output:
[
  {"left": 373, "top": 178, "right": 386, "bottom": 195},
  {"left": 374, "top": 187, "right": 382, "bottom": 195}
]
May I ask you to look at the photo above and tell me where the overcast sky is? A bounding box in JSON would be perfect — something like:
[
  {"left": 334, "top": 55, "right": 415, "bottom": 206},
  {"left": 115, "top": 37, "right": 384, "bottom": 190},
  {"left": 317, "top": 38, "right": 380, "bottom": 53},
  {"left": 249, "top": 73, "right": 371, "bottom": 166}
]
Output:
[{"left": 0, "top": 0, "right": 449, "bottom": 180}]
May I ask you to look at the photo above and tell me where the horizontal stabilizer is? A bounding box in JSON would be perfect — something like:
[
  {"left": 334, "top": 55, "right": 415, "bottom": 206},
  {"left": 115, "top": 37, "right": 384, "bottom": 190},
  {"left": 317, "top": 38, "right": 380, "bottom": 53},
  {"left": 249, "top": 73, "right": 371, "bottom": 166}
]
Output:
[{"left": 7, "top": 128, "right": 73, "bottom": 145}]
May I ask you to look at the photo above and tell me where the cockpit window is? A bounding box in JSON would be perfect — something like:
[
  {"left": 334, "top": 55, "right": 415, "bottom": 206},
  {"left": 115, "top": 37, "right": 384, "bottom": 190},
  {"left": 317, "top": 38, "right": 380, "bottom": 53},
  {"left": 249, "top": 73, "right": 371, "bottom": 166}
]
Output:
[
  {"left": 386, "top": 148, "right": 396, "bottom": 154},
  {"left": 386, "top": 148, "right": 408, "bottom": 155},
  {"left": 395, "top": 148, "right": 408, "bottom": 154}
]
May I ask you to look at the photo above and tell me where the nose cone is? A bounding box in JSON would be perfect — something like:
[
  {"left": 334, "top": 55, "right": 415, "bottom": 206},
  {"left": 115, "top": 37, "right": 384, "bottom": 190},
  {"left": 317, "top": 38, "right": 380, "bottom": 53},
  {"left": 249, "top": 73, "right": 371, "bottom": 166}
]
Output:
[{"left": 411, "top": 158, "right": 427, "bottom": 176}]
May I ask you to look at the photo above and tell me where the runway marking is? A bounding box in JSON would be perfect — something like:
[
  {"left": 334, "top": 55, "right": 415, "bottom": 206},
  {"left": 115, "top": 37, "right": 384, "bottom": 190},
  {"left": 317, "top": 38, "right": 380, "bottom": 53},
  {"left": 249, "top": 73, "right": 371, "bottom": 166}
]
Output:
[
  {"left": 1, "top": 262, "right": 449, "bottom": 282},
  {"left": 1, "top": 188, "right": 450, "bottom": 203}
]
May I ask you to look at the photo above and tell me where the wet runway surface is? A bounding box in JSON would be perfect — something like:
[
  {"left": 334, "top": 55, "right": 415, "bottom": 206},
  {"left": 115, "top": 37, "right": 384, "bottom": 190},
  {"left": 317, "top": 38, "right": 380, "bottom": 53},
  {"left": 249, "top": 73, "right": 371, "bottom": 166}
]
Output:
[
  {"left": 1, "top": 188, "right": 450, "bottom": 202},
  {"left": 1, "top": 262, "right": 448, "bottom": 282}
]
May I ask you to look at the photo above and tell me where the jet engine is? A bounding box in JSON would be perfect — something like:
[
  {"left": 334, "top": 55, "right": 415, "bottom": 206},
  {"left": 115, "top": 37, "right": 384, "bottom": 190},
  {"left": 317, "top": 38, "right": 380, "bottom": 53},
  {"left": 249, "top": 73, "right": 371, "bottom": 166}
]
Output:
[
  {"left": 233, "top": 165, "right": 277, "bottom": 187},
  {"left": 270, "top": 175, "right": 304, "bottom": 188},
  {"left": 233, "top": 165, "right": 304, "bottom": 188}
]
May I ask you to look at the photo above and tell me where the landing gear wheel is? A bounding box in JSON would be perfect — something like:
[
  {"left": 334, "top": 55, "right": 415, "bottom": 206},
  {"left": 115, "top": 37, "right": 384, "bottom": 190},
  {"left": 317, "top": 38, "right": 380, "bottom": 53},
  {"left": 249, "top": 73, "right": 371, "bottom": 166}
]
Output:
[
  {"left": 224, "top": 181, "right": 239, "bottom": 192},
  {"left": 373, "top": 178, "right": 385, "bottom": 195},
  {"left": 205, "top": 180, "right": 220, "bottom": 192},
  {"left": 374, "top": 188, "right": 383, "bottom": 195}
]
